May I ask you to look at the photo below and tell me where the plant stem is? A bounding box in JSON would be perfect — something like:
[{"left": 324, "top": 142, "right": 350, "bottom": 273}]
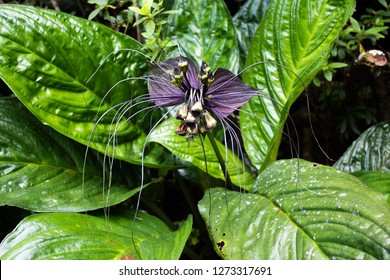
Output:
[
  {"left": 206, "top": 130, "right": 233, "bottom": 189},
  {"left": 174, "top": 171, "right": 203, "bottom": 231},
  {"left": 141, "top": 196, "right": 176, "bottom": 229}
]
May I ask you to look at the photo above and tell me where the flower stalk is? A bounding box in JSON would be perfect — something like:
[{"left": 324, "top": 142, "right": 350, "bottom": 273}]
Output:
[{"left": 206, "top": 130, "right": 233, "bottom": 189}]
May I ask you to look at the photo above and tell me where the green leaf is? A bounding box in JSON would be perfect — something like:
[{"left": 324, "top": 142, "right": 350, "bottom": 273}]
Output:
[
  {"left": 327, "top": 62, "right": 349, "bottom": 69},
  {"left": 353, "top": 171, "right": 390, "bottom": 206},
  {"left": 144, "top": 19, "right": 156, "bottom": 35},
  {"left": 233, "top": 0, "right": 271, "bottom": 67},
  {"left": 334, "top": 121, "right": 390, "bottom": 172},
  {"left": 0, "top": 212, "right": 192, "bottom": 260},
  {"left": 128, "top": 6, "right": 144, "bottom": 15},
  {"left": 148, "top": 118, "right": 255, "bottom": 189},
  {"left": 198, "top": 159, "right": 390, "bottom": 259},
  {"left": 164, "top": 0, "right": 239, "bottom": 72},
  {"left": 324, "top": 70, "right": 333, "bottom": 81},
  {"left": 350, "top": 17, "right": 361, "bottom": 33},
  {"left": 364, "top": 26, "right": 389, "bottom": 38},
  {"left": 0, "top": 98, "right": 145, "bottom": 212},
  {"left": 241, "top": 0, "right": 355, "bottom": 171},
  {"left": 378, "top": 0, "right": 388, "bottom": 8},
  {"left": 141, "top": 0, "right": 153, "bottom": 15},
  {"left": 88, "top": 8, "right": 103, "bottom": 21},
  {"left": 313, "top": 76, "right": 321, "bottom": 87},
  {"left": 88, "top": 0, "right": 109, "bottom": 5},
  {"left": 133, "top": 16, "right": 149, "bottom": 26},
  {"left": 0, "top": 5, "right": 174, "bottom": 167}
]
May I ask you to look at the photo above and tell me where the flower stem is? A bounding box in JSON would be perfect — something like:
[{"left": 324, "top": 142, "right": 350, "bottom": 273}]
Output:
[{"left": 206, "top": 130, "right": 233, "bottom": 189}]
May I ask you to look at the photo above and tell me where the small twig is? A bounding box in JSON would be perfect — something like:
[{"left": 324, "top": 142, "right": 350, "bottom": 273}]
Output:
[
  {"left": 50, "top": 0, "right": 60, "bottom": 11},
  {"left": 131, "top": 2, "right": 142, "bottom": 42}
]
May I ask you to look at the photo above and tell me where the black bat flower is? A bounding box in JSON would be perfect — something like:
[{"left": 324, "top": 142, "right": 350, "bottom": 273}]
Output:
[{"left": 148, "top": 56, "right": 258, "bottom": 139}]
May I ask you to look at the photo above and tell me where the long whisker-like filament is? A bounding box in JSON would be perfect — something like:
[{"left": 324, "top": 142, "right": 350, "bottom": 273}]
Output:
[{"left": 82, "top": 45, "right": 330, "bottom": 260}]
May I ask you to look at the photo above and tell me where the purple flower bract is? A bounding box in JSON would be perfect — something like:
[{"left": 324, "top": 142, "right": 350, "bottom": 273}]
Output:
[{"left": 148, "top": 56, "right": 257, "bottom": 138}]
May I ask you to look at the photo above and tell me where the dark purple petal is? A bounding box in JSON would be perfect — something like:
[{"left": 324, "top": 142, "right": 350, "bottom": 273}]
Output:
[
  {"left": 153, "top": 56, "right": 201, "bottom": 90},
  {"left": 148, "top": 56, "right": 201, "bottom": 107},
  {"left": 148, "top": 75, "right": 185, "bottom": 107},
  {"left": 177, "top": 56, "right": 202, "bottom": 90},
  {"left": 204, "top": 68, "right": 258, "bottom": 117},
  {"left": 148, "top": 58, "right": 185, "bottom": 107}
]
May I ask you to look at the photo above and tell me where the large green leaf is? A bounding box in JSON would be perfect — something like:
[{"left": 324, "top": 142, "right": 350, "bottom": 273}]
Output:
[
  {"left": 149, "top": 118, "right": 255, "bottom": 189},
  {"left": 353, "top": 171, "right": 390, "bottom": 206},
  {"left": 0, "top": 211, "right": 192, "bottom": 260},
  {"left": 0, "top": 4, "right": 174, "bottom": 167},
  {"left": 241, "top": 0, "right": 356, "bottom": 170},
  {"left": 333, "top": 122, "right": 390, "bottom": 206},
  {"left": 233, "top": 0, "right": 271, "bottom": 67},
  {"left": 198, "top": 159, "right": 390, "bottom": 259},
  {"left": 164, "top": 0, "right": 239, "bottom": 72},
  {"left": 0, "top": 98, "right": 146, "bottom": 212},
  {"left": 334, "top": 121, "right": 390, "bottom": 172}
]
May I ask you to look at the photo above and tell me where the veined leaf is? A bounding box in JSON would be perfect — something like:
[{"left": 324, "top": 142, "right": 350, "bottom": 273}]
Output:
[
  {"left": 0, "top": 212, "right": 192, "bottom": 260},
  {"left": 199, "top": 159, "right": 390, "bottom": 259},
  {"left": 334, "top": 121, "right": 390, "bottom": 172},
  {"left": 334, "top": 122, "right": 390, "bottom": 206},
  {"left": 233, "top": 0, "right": 271, "bottom": 67},
  {"left": 353, "top": 171, "right": 390, "bottom": 206},
  {"left": 0, "top": 5, "right": 175, "bottom": 167},
  {"left": 164, "top": 0, "right": 239, "bottom": 72},
  {"left": 241, "top": 0, "right": 356, "bottom": 171},
  {"left": 0, "top": 98, "right": 146, "bottom": 212},
  {"left": 148, "top": 118, "right": 255, "bottom": 190}
]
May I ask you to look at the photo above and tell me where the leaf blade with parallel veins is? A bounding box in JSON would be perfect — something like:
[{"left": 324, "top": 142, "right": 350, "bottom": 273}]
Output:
[{"left": 0, "top": 4, "right": 175, "bottom": 167}]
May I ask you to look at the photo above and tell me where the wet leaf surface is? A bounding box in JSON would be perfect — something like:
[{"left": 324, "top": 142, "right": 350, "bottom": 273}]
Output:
[
  {"left": 0, "top": 211, "right": 192, "bottom": 260},
  {"left": 199, "top": 159, "right": 390, "bottom": 259}
]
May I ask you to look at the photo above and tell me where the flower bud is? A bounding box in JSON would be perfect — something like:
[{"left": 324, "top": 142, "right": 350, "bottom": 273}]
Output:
[
  {"left": 203, "top": 111, "right": 217, "bottom": 130},
  {"left": 176, "top": 105, "right": 188, "bottom": 121},
  {"left": 178, "top": 56, "right": 188, "bottom": 73},
  {"left": 184, "top": 111, "right": 196, "bottom": 123},
  {"left": 176, "top": 123, "right": 187, "bottom": 136}
]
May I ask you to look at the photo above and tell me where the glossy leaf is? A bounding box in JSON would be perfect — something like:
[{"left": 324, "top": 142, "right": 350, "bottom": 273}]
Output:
[
  {"left": 0, "top": 5, "right": 174, "bottom": 167},
  {"left": 233, "top": 0, "right": 271, "bottom": 67},
  {"left": 334, "top": 121, "right": 390, "bottom": 172},
  {"left": 198, "top": 159, "right": 390, "bottom": 259},
  {"left": 148, "top": 118, "right": 255, "bottom": 189},
  {"left": 241, "top": 0, "right": 356, "bottom": 170},
  {"left": 0, "top": 98, "right": 146, "bottom": 212},
  {"left": 0, "top": 212, "right": 192, "bottom": 260},
  {"left": 164, "top": 0, "right": 239, "bottom": 72},
  {"left": 353, "top": 171, "right": 390, "bottom": 206}
]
